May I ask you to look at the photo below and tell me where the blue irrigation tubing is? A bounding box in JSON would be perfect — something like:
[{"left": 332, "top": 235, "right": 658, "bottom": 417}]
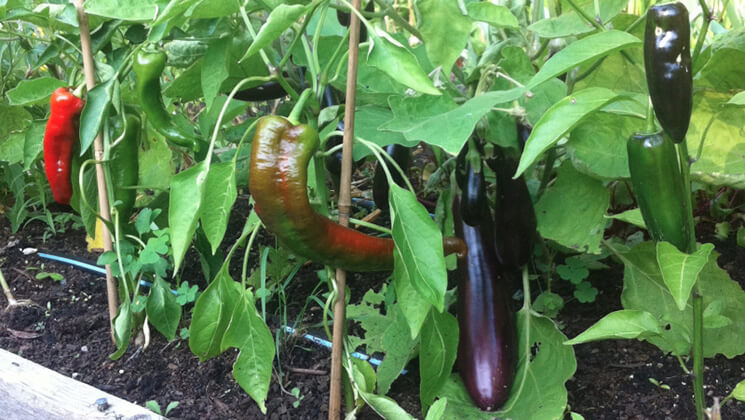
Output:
[{"left": 35, "top": 251, "right": 404, "bottom": 374}]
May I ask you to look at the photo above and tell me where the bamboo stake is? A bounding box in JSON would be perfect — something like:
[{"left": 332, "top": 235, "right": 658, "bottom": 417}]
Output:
[
  {"left": 329, "top": 0, "right": 362, "bottom": 418},
  {"left": 74, "top": 0, "right": 118, "bottom": 343}
]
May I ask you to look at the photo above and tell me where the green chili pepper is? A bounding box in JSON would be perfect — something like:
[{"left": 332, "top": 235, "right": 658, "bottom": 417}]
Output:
[
  {"left": 627, "top": 131, "right": 690, "bottom": 251},
  {"left": 110, "top": 113, "right": 140, "bottom": 233},
  {"left": 133, "top": 50, "right": 196, "bottom": 149}
]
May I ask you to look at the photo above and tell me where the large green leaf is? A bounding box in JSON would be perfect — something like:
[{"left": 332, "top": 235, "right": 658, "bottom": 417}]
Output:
[
  {"left": 698, "top": 29, "right": 745, "bottom": 91},
  {"left": 618, "top": 241, "right": 745, "bottom": 358},
  {"left": 534, "top": 162, "right": 610, "bottom": 254},
  {"left": 568, "top": 112, "right": 636, "bottom": 179},
  {"left": 84, "top": 0, "right": 157, "bottom": 21},
  {"left": 221, "top": 289, "right": 275, "bottom": 414},
  {"left": 515, "top": 87, "right": 622, "bottom": 177},
  {"left": 6, "top": 77, "right": 66, "bottom": 106},
  {"left": 528, "top": 0, "right": 627, "bottom": 38},
  {"left": 420, "top": 310, "right": 458, "bottom": 411},
  {"left": 146, "top": 276, "right": 182, "bottom": 341},
  {"left": 466, "top": 2, "right": 518, "bottom": 28},
  {"left": 393, "top": 251, "right": 432, "bottom": 338},
  {"left": 241, "top": 4, "right": 308, "bottom": 61},
  {"left": 169, "top": 161, "right": 208, "bottom": 273},
  {"left": 418, "top": 0, "right": 472, "bottom": 72},
  {"left": 656, "top": 242, "right": 715, "bottom": 311},
  {"left": 23, "top": 122, "right": 46, "bottom": 170},
  {"left": 188, "top": 265, "right": 242, "bottom": 361},
  {"left": 390, "top": 184, "right": 449, "bottom": 311},
  {"left": 527, "top": 30, "right": 641, "bottom": 89},
  {"left": 367, "top": 33, "right": 440, "bottom": 95},
  {"left": 565, "top": 310, "right": 663, "bottom": 344},
  {"left": 200, "top": 161, "right": 237, "bottom": 254},
  {"left": 377, "top": 305, "right": 417, "bottom": 395},
  {"left": 79, "top": 77, "right": 116, "bottom": 156}
]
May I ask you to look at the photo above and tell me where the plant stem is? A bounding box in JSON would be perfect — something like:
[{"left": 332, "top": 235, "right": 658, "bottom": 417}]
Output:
[
  {"left": 371, "top": 0, "right": 424, "bottom": 41},
  {"left": 646, "top": 97, "right": 655, "bottom": 133},
  {"left": 677, "top": 139, "right": 704, "bottom": 419},
  {"left": 0, "top": 269, "right": 18, "bottom": 306},
  {"left": 288, "top": 89, "right": 313, "bottom": 124},
  {"left": 692, "top": 0, "right": 712, "bottom": 66},
  {"left": 537, "top": 148, "right": 557, "bottom": 199}
]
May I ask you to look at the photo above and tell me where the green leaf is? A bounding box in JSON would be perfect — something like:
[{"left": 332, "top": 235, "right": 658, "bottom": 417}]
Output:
[
  {"left": 110, "top": 295, "right": 133, "bottom": 360},
  {"left": 527, "top": 0, "right": 627, "bottom": 38},
  {"left": 466, "top": 3, "right": 518, "bottom": 28},
  {"left": 23, "top": 122, "right": 46, "bottom": 170},
  {"left": 0, "top": 133, "right": 25, "bottom": 165},
  {"left": 353, "top": 105, "right": 414, "bottom": 160},
  {"left": 390, "top": 184, "right": 448, "bottom": 312},
  {"left": 84, "top": 0, "right": 157, "bottom": 21},
  {"left": 201, "top": 37, "right": 231, "bottom": 110},
  {"left": 146, "top": 276, "right": 182, "bottom": 340},
  {"left": 420, "top": 310, "right": 458, "bottom": 411},
  {"left": 729, "top": 379, "right": 745, "bottom": 402},
  {"left": 188, "top": 265, "right": 242, "bottom": 361},
  {"left": 393, "top": 251, "right": 432, "bottom": 338},
  {"left": 6, "top": 77, "right": 66, "bottom": 106},
  {"left": 0, "top": 104, "right": 31, "bottom": 141},
  {"left": 437, "top": 310, "right": 576, "bottom": 419},
  {"left": 79, "top": 77, "right": 116, "bottom": 155},
  {"left": 151, "top": 0, "right": 201, "bottom": 26},
  {"left": 241, "top": 4, "right": 308, "bottom": 62},
  {"left": 367, "top": 33, "right": 441, "bottom": 96},
  {"left": 565, "top": 310, "right": 663, "bottom": 344},
  {"left": 346, "top": 288, "right": 390, "bottom": 354},
  {"left": 169, "top": 161, "right": 208, "bottom": 273},
  {"left": 698, "top": 30, "right": 745, "bottom": 91},
  {"left": 515, "top": 87, "right": 622, "bottom": 177},
  {"left": 418, "top": 0, "right": 472, "bottom": 72},
  {"left": 425, "top": 398, "right": 448, "bottom": 420},
  {"left": 534, "top": 162, "right": 610, "bottom": 254},
  {"left": 359, "top": 392, "right": 415, "bottom": 420},
  {"left": 568, "top": 112, "right": 636, "bottom": 179},
  {"left": 139, "top": 136, "right": 173, "bottom": 192},
  {"left": 221, "top": 289, "right": 275, "bottom": 414},
  {"left": 656, "top": 242, "right": 715, "bottom": 311},
  {"left": 725, "top": 91, "right": 745, "bottom": 106},
  {"left": 201, "top": 161, "right": 237, "bottom": 254},
  {"left": 377, "top": 305, "right": 417, "bottom": 395},
  {"left": 606, "top": 208, "right": 647, "bottom": 229},
  {"left": 403, "top": 87, "right": 527, "bottom": 154},
  {"left": 527, "top": 30, "right": 642, "bottom": 89},
  {"left": 618, "top": 241, "right": 745, "bottom": 357}
]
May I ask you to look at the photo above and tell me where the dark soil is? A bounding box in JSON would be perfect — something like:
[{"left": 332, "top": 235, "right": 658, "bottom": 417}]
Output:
[{"left": 2, "top": 202, "right": 745, "bottom": 419}]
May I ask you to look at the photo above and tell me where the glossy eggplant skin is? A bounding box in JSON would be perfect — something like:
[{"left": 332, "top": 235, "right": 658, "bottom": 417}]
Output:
[
  {"left": 372, "top": 144, "right": 411, "bottom": 211},
  {"left": 644, "top": 3, "right": 692, "bottom": 143},
  {"left": 453, "top": 194, "right": 517, "bottom": 411},
  {"left": 336, "top": 0, "right": 374, "bottom": 42},
  {"left": 234, "top": 80, "right": 287, "bottom": 102},
  {"left": 487, "top": 153, "right": 537, "bottom": 269},
  {"left": 458, "top": 160, "right": 489, "bottom": 227}
]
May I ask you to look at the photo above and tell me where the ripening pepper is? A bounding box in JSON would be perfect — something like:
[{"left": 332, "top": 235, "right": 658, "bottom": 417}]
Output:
[
  {"left": 133, "top": 50, "right": 197, "bottom": 149},
  {"left": 44, "top": 87, "right": 85, "bottom": 204},
  {"left": 627, "top": 131, "right": 690, "bottom": 251},
  {"left": 249, "top": 115, "right": 466, "bottom": 272},
  {"left": 644, "top": 3, "right": 692, "bottom": 143},
  {"left": 109, "top": 113, "right": 141, "bottom": 231}
]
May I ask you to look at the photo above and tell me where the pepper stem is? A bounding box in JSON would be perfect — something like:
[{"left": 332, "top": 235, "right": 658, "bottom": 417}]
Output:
[
  {"left": 288, "top": 88, "right": 313, "bottom": 125},
  {"left": 677, "top": 139, "right": 705, "bottom": 419}
]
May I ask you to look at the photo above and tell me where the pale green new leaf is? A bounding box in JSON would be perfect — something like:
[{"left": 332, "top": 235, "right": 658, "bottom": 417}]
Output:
[
  {"left": 565, "top": 310, "right": 663, "bottom": 345},
  {"left": 418, "top": 0, "right": 472, "bottom": 72},
  {"left": 656, "top": 242, "right": 715, "bottom": 311},
  {"left": 466, "top": 2, "right": 518, "bottom": 28}
]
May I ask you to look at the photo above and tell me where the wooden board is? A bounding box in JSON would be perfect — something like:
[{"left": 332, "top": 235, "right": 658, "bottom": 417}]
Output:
[{"left": 0, "top": 348, "right": 166, "bottom": 420}]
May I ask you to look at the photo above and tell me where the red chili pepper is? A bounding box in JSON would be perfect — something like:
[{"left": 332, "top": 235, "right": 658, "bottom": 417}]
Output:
[{"left": 43, "top": 87, "right": 85, "bottom": 204}]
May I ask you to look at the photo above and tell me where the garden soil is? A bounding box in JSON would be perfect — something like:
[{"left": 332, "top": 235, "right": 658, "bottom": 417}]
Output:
[{"left": 1, "top": 200, "right": 745, "bottom": 419}]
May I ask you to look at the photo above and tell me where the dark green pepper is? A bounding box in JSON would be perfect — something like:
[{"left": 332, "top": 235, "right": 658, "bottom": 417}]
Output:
[
  {"left": 627, "top": 131, "right": 690, "bottom": 251},
  {"left": 133, "top": 50, "right": 197, "bottom": 150},
  {"left": 110, "top": 113, "right": 140, "bottom": 233},
  {"left": 644, "top": 3, "right": 692, "bottom": 143}
]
